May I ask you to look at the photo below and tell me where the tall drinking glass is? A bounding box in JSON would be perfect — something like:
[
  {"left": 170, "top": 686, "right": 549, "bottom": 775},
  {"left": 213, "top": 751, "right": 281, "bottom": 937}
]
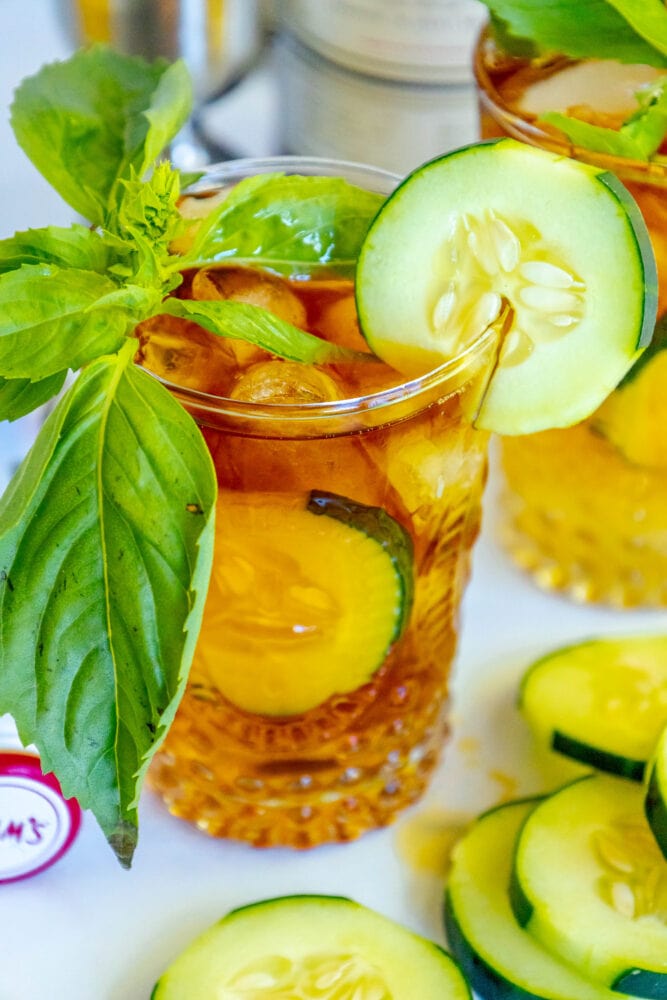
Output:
[
  {"left": 474, "top": 30, "right": 667, "bottom": 608},
  {"left": 142, "top": 158, "right": 498, "bottom": 848}
]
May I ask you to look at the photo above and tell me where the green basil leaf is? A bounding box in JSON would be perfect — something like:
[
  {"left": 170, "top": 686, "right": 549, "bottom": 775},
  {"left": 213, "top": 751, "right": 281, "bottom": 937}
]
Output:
[
  {"left": 605, "top": 0, "right": 667, "bottom": 58},
  {"left": 540, "top": 76, "right": 667, "bottom": 160},
  {"left": 0, "top": 265, "right": 158, "bottom": 380},
  {"left": 10, "top": 46, "right": 192, "bottom": 223},
  {"left": 181, "top": 174, "right": 385, "bottom": 276},
  {"left": 133, "top": 61, "right": 193, "bottom": 177},
  {"left": 110, "top": 163, "right": 187, "bottom": 289},
  {"left": 0, "top": 344, "right": 216, "bottom": 866},
  {"left": 0, "top": 225, "right": 113, "bottom": 276},
  {"left": 540, "top": 111, "right": 660, "bottom": 159},
  {"left": 0, "top": 372, "right": 67, "bottom": 422},
  {"left": 161, "top": 297, "right": 357, "bottom": 364},
  {"left": 481, "top": 0, "right": 667, "bottom": 66}
]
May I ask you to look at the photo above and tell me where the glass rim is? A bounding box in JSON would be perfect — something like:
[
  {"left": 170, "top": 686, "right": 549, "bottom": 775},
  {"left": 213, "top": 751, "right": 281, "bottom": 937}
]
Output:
[
  {"left": 144, "top": 154, "right": 498, "bottom": 421},
  {"left": 182, "top": 154, "right": 403, "bottom": 192},
  {"left": 143, "top": 323, "right": 498, "bottom": 423},
  {"left": 473, "top": 26, "right": 667, "bottom": 177}
]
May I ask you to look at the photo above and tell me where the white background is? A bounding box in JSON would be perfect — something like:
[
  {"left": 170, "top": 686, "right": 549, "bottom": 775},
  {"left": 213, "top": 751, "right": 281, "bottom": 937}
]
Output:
[{"left": 0, "top": 4, "right": 665, "bottom": 998}]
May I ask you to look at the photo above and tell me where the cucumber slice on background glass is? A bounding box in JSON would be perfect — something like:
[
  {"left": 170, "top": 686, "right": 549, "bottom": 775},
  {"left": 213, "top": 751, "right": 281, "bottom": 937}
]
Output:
[
  {"left": 445, "top": 798, "right": 640, "bottom": 1000},
  {"left": 593, "top": 349, "right": 667, "bottom": 469},
  {"left": 510, "top": 774, "right": 667, "bottom": 996},
  {"left": 356, "top": 138, "right": 657, "bottom": 435},
  {"left": 519, "top": 635, "right": 667, "bottom": 782},
  {"left": 152, "top": 895, "right": 471, "bottom": 999}
]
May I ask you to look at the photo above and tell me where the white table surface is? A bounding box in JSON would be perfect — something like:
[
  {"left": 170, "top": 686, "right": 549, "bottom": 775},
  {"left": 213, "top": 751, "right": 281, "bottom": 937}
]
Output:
[{"left": 1, "top": 5, "right": 666, "bottom": 998}]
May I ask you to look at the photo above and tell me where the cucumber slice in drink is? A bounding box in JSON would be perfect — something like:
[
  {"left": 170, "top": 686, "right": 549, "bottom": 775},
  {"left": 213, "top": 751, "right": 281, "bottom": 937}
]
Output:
[
  {"left": 520, "top": 635, "right": 667, "bottom": 782},
  {"left": 645, "top": 724, "right": 667, "bottom": 861},
  {"left": 356, "top": 138, "right": 657, "bottom": 435},
  {"left": 510, "top": 774, "right": 667, "bottom": 996},
  {"left": 152, "top": 895, "right": 471, "bottom": 999},
  {"left": 197, "top": 489, "right": 414, "bottom": 716},
  {"left": 445, "top": 799, "right": 639, "bottom": 1000}
]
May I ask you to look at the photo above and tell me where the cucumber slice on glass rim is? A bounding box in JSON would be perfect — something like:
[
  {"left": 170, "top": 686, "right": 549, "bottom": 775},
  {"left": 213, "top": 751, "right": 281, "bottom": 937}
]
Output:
[
  {"left": 445, "top": 799, "right": 638, "bottom": 1000},
  {"left": 520, "top": 635, "right": 667, "bottom": 783},
  {"left": 152, "top": 895, "right": 471, "bottom": 999},
  {"left": 509, "top": 774, "right": 667, "bottom": 997},
  {"left": 356, "top": 138, "right": 658, "bottom": 435}
]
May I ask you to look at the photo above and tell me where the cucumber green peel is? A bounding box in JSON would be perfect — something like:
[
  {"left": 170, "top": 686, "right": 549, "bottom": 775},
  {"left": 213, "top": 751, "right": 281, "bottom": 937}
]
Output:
[
  {"left": 356, "top": 138, "right": 658, "bottom": 435},
  {"left": 645, "top": 724, "right": 667, "bottom": 862}
]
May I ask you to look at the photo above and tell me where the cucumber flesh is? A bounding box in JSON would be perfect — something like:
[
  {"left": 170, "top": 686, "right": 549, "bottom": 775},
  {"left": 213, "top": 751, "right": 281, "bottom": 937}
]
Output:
[
  {"left": 152, "top": 894, "right": 471, "bottom": 999},
  {"left": 445, "top": 799, "right": 641, "bottom": 1000},
  {"left": 645, "top": 724, "right": 667, "bottom": 862},
  {"left": 510, "top": 774, "right": 667, "bottom": 994},
  {"left": 356, "top": 138, "right": 657, "bottom": 435},
  {"left": 519, "top": 636, "right": 667, "bottom": 782}
]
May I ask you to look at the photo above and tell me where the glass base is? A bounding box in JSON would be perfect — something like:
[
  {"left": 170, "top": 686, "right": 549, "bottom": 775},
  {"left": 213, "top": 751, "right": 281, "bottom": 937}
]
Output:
[
  {"left": 499, "top": 488, "right": 667, "bottom": 609},
  {"left": 148, "top": 735, "right": 447, "bottom": 849},
  {"left": 147, "top": 657, "right": 451, "bottom": 849}
]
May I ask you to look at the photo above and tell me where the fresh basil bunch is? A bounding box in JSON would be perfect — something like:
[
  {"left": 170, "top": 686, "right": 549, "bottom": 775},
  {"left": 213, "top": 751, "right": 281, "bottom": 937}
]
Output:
[{"left": 0, "top": 46, "right": 383, "bottom": 866}]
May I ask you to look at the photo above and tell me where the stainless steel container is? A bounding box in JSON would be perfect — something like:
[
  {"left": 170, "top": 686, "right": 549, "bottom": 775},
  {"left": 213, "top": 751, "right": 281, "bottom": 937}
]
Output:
[
  {"left": 275, "top": 24, "right": 482, "bottom": 175},
  {"left": 280, "top": 0, "right": 487, "bottom": 84}
]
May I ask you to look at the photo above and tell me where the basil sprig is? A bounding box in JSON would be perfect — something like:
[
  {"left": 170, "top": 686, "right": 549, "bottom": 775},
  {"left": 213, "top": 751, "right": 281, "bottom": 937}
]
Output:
[{"left": 0, "top": 45, "right": 383, "bottom": 865}]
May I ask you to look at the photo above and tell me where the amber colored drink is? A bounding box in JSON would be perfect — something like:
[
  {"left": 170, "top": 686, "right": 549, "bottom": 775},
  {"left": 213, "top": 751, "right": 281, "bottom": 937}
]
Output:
[
  {"left": 475, "top": 31, "right": 667, "bottom": 607},
  {"left": 142, "top": 159, "right": 497, "bottom": 848}
]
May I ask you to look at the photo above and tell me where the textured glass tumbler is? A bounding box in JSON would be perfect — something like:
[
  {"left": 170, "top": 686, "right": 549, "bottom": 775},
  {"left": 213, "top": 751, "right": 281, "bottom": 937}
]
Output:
[{"left": 145, "top": 158, "right": 498, "bottom": 848}]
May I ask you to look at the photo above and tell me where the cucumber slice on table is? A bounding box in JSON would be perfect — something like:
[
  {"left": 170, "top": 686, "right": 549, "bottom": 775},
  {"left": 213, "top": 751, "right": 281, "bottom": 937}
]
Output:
[
  {"left": 152, "top": 895, "right": 471, "bottom": 999},
  {"left": 646, "top": 724, "right": 667, "bottom": 861},
  {"left": 356, "top": 138, "right": 657, "bottom": 435},
  {"left": 445, "top": 799, "right": 640, "bottom": 1000},
  {"left": 510, "top": 774, "right": 667, "bottom": 997},
  {"left": 197, "top": 489, "right": 414, "bottom": 716},
  {"left": 520, "top": 635, "right": 667, "bottom": 782}
]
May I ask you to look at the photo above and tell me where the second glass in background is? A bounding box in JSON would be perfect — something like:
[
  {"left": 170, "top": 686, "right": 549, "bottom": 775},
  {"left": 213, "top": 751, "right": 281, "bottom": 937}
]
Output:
[{"left": 475, "top": 28, "right": 667, "bottom": 608}]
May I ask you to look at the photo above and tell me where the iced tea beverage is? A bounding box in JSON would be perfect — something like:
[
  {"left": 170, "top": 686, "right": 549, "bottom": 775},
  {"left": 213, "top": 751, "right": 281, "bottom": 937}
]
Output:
[
  {"left": 142, "top": 159, "right": 498, "bottom": 848},
  {"left": 474, "top": 30, "right": 667, "bottom": 607}
]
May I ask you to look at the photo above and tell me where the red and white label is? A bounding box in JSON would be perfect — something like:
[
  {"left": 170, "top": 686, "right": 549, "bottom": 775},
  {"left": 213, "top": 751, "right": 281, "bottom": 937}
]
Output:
[{"left": 0, "top": 754, "right": 81, "bottom": 883}]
